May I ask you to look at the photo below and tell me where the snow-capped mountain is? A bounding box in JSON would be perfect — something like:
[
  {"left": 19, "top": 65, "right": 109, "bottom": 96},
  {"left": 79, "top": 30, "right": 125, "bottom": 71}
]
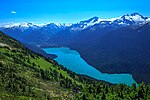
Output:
[
  {"left": 0, "top": 13, "right": 150, "bottom": 45},
  {"left": 0, "top": 22, "right": 42, "bottom": 28},
  {"left": 113, "top": 13, "right": 150, "bottom": 25},
  {"left": 24, "top": 23, "right": 68, "bottom": 43},
  {"left": 68, "top": 13, "right": 150, "bottom": 31},
  {"left": 69, "top": 16, "right": 119, "bottom": 31},
  {"left": 0, "top": 22, "right": 43, "bottom": 34},
  {"left": 0, "top": 22, "right": 71, "bottom": 29}
]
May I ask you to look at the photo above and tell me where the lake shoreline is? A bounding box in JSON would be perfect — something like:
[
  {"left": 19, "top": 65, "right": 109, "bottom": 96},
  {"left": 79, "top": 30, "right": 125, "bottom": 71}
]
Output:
[{"left": 43, "top": 47, "right": 137, "bottom": 86}]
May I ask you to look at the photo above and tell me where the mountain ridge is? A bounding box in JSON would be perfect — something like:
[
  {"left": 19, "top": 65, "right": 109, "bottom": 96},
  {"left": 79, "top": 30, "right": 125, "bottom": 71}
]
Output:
[{"left": 1, "top": 13, "right": 149, "bottom": 29}]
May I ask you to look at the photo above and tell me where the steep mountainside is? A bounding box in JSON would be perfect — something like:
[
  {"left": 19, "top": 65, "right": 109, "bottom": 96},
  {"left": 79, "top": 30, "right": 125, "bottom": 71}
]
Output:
[
  {"left": 69, "top": 22, "right": 150, "bottom": 83},
  {"left": 0, "top": 31, "right": 82, "bottom": 99},
  {"left": 1, "top": 31, "right": 150, "bottom": 99}
]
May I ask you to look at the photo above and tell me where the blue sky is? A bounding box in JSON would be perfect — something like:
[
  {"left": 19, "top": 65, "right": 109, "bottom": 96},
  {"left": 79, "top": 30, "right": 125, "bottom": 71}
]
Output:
[{"left": 1, "top": 0, "right": 150, "bottom": 24}]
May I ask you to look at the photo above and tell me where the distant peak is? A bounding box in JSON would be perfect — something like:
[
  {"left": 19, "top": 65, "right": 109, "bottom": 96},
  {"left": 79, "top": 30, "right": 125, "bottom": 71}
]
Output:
[
  {"left": 91, "top": 16, "right": 99, "bottom": 19},
  {"left": 79, "top": 16, "right": 99, "bottom": 24},
  {"left": 130, "top": 13, "right": 142, "bottom": 16},
  {"left": 120, "top": 13, "right": 148, "bottom": 23},
  {"left": 46, "top": 23, "right": 57, "bottom": 26},
  {"left": 88, "top": 16, "right": 99, "bottom": 22},
  {"left": 122, "top": 13, "right": 142, "bottom": 17},
  {"left": 27, "top": 22, "right": 34, "bottom": 25}
]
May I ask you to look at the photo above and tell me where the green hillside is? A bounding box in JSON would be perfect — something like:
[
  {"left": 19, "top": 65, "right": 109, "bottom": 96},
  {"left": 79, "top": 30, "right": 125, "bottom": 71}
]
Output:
[
  {"left": 0, "top": 31, "right": 150, "bottom": 100},
  {"left": 0, "top": 31, "right": 83, "bottom": 100}
]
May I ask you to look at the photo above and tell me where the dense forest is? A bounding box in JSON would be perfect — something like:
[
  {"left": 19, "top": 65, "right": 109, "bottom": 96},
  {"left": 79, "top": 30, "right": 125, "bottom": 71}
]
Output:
[
  {"left": 69, "top": 22, "right": 150, "bottom": 84},
  {"left": 0, "top": 31, "right": 150, "bottom": 100}
]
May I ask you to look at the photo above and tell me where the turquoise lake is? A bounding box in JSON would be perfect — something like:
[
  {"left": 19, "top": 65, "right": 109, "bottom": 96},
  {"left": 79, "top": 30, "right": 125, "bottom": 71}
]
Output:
[{"left": 43, "top": 47, "right": 137, "bottom": 86}]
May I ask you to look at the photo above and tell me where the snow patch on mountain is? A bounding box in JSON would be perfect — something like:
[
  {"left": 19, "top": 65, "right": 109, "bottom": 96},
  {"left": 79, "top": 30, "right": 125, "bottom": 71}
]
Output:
[
  {"left": 147, "top": 18, "right": 150, "bottom": 22},
  {"left": 1, "top": 22, "right": 40, "bottom": 28},
  {"left": 70, "top": 16, "right": 120, "bottom": 31}
]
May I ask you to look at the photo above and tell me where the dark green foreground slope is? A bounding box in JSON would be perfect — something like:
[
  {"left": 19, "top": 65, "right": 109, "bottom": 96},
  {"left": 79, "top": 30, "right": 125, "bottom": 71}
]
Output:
[
  {"left": 0, "top": 31, "right": 83, "bottom": 99},
  {"left": 0, "top": 31, "right": 150, "bottom": 100}
]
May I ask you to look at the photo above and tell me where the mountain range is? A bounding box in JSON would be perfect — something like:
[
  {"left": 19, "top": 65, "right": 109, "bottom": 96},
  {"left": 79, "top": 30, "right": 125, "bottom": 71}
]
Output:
[
  {"left": 1, "top": 13, "right": 150, "bottom": 83},
  {"left": 0, "top": 13, "right": 149, "bottom": 43}
]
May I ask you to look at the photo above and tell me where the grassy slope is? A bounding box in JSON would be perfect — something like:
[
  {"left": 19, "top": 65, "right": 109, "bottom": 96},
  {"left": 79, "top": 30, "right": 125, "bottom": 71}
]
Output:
[{"left": 0, "top": 31, "right": 85, "bottom": 99}]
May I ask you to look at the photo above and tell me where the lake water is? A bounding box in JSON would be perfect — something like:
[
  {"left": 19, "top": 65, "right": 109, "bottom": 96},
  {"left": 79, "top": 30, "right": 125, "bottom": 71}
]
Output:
[{"left": 43, "top": 47, "right": 137, "bottom": 86}]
